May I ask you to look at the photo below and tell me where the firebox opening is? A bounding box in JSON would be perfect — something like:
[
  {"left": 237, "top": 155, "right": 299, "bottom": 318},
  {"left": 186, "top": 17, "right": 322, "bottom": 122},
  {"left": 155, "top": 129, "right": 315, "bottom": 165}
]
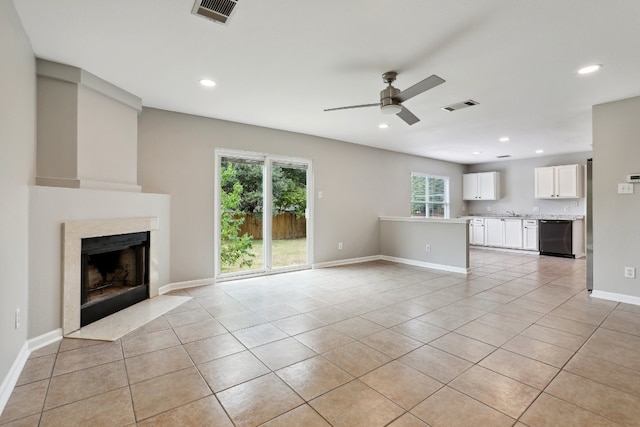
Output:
[{"left": 80, "top": 231, "right": 150, "bottom": 326}]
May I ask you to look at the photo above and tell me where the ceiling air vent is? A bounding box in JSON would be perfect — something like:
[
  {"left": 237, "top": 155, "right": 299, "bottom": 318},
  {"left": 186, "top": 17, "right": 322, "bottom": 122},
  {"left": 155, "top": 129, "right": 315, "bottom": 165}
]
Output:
[
  {"left": 496, "top": 155, "right": 512, "bottom": 159},
  {"left": 192, "top": 0, "right": 239, "bottom": 25},
  {"left": 441, "top": 99, "right": 479, "bottom": 112}
]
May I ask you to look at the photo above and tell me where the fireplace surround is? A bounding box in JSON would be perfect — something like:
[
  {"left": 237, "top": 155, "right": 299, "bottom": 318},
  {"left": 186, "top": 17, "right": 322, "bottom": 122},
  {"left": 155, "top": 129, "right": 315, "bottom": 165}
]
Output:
[{"left": 62, "top": 217, "right": 160, "bottom": 335}]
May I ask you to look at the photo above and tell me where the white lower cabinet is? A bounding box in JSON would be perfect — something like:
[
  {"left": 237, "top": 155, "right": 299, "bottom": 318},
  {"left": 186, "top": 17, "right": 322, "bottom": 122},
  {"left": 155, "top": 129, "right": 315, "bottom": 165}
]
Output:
[
  {"left": 523, "top": 220, "right": 539, "bottom": 251},
  {"left": 504, "top": 219, "right": 523, "bottom": 248},
  {"left": 470, "top": 217, "right": 526, "bottom": 250},
  {"left": 484, "top": 219, "right": 503, "bottom": 247},
  {"left": 469, "top": 219, "right": 485, "bottom": 245}
]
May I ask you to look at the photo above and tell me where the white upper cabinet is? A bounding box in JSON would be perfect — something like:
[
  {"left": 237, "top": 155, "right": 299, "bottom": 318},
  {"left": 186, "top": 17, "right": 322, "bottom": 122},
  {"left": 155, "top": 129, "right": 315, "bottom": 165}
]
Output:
[
  {"left": 534, "top": 164, "right": 581, "bottom": 199},
  {"left": 463, "top": 172, "right": 500, "bottom": 200}
]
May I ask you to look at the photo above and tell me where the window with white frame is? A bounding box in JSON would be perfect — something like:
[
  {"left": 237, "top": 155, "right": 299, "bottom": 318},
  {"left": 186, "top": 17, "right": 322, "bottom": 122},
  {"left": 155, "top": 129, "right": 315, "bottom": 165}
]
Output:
[{"left": 411, "top": 173, "right": 450, "bottom": 218}]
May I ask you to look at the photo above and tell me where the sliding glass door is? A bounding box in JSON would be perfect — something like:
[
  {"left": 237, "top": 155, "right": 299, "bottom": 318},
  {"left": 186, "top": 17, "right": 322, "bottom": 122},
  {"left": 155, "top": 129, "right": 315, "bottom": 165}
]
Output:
[
  {"left": 215, "top": 150, "right": 311, "bottom": 278},
  {"left": 271, "top": 161, "right": 308, "bottom": 269}
]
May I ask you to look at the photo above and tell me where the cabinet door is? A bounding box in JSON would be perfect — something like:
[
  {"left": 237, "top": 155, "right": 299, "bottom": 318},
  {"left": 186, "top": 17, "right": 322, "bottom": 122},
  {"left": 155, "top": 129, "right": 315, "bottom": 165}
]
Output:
[
  {"left": 462, "top": 173, "right": 478, "bottom": 200},
  {"left": 470, "top": 222, "right": 485, "bottom": 245},
  {"left": 477, "top": 172, "right": 498, "bottom": 200},
  {"left": 523, "top": 224, "right": 539, "bottom": 250},
  {"left": 535, "top": 167, "right": 556, "bottom": 198},
  {"left": 503, "top": 219, "right": 523, "bottom": 248},
  {"left": 485, "top": 219, "right": 503, "bottom": 246},
  {"left": 556, "top": 164, "right": 580, "bottom": 198}
]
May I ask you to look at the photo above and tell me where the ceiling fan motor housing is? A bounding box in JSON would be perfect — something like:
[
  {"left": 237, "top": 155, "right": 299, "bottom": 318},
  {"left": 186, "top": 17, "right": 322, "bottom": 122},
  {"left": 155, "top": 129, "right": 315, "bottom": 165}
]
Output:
[{"left": 380, "top": 85, "right": 401, "bottom": 109}]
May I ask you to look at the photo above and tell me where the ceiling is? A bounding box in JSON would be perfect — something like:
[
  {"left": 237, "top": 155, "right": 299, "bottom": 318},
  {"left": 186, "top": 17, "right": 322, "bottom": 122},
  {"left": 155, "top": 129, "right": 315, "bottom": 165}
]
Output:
[{"left": 13, "top": 0, "right": 640, "bottom": 164}]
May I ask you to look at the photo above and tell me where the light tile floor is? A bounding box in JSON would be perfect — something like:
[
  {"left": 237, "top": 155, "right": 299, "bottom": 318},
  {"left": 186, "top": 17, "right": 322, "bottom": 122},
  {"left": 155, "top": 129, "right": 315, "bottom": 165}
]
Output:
[{"left": 3, "top": 249, "right": 640, "bottom": 426}]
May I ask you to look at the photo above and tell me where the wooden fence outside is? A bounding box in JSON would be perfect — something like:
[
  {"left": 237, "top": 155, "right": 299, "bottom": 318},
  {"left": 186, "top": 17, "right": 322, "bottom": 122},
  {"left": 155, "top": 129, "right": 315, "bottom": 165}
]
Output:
[{"left": 238, "top": 212, "right": 306, "bottom": 240}]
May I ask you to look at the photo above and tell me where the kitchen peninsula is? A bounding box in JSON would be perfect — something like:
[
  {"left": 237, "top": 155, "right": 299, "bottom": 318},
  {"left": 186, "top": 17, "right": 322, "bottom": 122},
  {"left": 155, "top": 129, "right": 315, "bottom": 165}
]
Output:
[{"left": 379, "top": 217, "right": 469, "bottom": 274}]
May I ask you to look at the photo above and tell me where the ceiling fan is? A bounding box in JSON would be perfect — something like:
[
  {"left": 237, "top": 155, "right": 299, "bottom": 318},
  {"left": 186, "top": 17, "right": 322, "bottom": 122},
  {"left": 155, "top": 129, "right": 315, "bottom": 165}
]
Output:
[{"left": 324, "top": 71, "right": 445, "bottom": 125}]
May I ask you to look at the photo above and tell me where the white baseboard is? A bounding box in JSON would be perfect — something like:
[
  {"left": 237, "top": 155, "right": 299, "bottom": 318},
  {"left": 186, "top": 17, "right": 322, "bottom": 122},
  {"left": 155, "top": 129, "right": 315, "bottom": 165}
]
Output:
[
  {"left": 0, "top": 329, "right": 63, "bottom": 416},
  {"left": 159, "top": 278, "right": 214, "bottom": 295},
  {"left": 313, "top": 255, "right": 381, "bottom": 269},
  {"left": 471, "top": 245, "right": 540, "bottom": 255},
  {"left": 0, "top": 342, "right": 29, "bottom": 416},
  {"left": 313, "top": 255, "right": 469, "bottom": 274},
  {"left": 379, "top": 255, "right": 470, "bottom": 275},
  {"left": 591, "top": 290, "right": 640, "bottom": 306},
  {"left": 28, "top": 328, "right": 63, "bottom": 352}
]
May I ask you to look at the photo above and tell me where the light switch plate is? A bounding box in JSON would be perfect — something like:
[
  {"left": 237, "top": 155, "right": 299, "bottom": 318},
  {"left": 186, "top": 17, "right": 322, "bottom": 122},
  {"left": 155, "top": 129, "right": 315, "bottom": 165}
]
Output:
[
  {"left": 625, "top": 267, "right": 636, "bottom": 279},
  {"left": 618, "top": 183, "right": 634, "bottom": 194}
]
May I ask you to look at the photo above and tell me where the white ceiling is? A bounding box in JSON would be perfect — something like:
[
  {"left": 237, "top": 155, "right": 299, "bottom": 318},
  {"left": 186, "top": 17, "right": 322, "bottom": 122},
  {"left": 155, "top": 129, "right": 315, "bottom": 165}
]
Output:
[{"left": 13, "top": 0, "right": 640, "bottom": 164}]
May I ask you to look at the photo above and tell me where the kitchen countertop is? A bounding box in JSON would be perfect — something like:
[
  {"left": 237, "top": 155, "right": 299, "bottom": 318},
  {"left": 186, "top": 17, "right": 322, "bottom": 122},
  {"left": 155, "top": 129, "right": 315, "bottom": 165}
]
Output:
[
  {"left": 380, "top": 216, "right": 470, "bottom": 223},
  {"left": 460, "top": 214, "right": 584, "bottom": 221}
]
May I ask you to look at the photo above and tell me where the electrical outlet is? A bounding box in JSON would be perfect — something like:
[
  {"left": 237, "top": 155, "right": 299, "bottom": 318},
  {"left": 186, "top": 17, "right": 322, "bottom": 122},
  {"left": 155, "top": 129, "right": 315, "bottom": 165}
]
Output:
[
  {"left": 564, "top": 205, "right": 570, "bottom": 212},
  {"left": 318, "top": 191, "right": 323, "bottom": 199},
  {"left": 625, "top": 267, "right": 636, "bottom": 279},
  {"left": 486, "top": 206, "right": 491, "bottom": 212},
  {"left": 15, "top": 308, "right": 20, "bottom": 329},
  {"left": 338, "top": 242, "right": 343, "bottom": 250},
  {"left": 532, "top": 206, "right": 540, "bottom": 213},
  {"left": 425, "top": 244, "right": 431, "bottom": 252},
  {"left": 619, "top": 183, "right": 634, "bottom": 194}
]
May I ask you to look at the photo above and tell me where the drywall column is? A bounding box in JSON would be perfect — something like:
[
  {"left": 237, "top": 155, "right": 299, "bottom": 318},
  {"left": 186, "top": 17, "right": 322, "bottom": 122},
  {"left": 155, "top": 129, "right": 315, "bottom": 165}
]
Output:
[
  {"left": 36, "top": 59, "right": 142, "bottom": 192},
  {"left": 592, "top": 95, "right": 640, "bottom": 301}
]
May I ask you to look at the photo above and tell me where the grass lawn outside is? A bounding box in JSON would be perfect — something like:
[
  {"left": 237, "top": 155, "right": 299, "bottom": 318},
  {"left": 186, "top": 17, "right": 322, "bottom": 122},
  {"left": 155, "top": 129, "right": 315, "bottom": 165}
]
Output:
[{"left": 220, "top": 238, "right": 307, "bottom": 274}]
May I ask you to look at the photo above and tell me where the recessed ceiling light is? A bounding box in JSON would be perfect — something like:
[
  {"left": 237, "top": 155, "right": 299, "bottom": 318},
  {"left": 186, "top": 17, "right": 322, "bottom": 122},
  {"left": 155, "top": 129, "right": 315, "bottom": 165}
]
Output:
[
  {"left": 535, "top": 149, "right": 544, "bottom": 154},
  {"left": 499, "top": 137, "right": 510, "bottom": 142},
  {"left": 378, "top": 123, "right": 389, "bottom": 129},
  {"left": 578, "top": 64, "right": 602, "bottom": 75},
  {"left": 199, "top": 79, "right": 216, "bottom": 87},
  {"left": 472, "top": 151, "right": 481, "bottom": 155}
]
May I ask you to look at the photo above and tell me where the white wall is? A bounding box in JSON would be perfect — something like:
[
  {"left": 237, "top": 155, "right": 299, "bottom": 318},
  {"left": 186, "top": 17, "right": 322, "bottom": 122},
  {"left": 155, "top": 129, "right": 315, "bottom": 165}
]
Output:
[
  {"left": 592, "top": 95, "right": 640, "bottom": 298},
  {"left": 464, "top": 152, "right": 591, "bottom": 216},
  {"left": 138, "top": 108, "right": 466, "bottom": 282},
  {"left": 0, "top": 0, "right": 36, "bottom": 401}
]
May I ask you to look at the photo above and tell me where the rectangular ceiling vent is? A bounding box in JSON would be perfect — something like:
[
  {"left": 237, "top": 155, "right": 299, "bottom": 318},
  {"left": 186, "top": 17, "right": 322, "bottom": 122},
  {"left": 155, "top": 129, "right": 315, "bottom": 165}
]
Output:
[
  {"left": 192, "top": 0, "right": 239, "bottom": 25},
  {"left": 496, "top": 155, "right": 512, "bottom": 159},
  {"left": 441, "top": 99, "right": 479, "bottom": 112}
]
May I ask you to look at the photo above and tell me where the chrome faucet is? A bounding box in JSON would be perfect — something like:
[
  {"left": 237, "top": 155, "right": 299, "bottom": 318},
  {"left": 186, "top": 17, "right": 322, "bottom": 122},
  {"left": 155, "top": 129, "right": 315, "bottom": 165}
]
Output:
[{"left": 506, "top": 210, "right": 517, "bottom": 217}]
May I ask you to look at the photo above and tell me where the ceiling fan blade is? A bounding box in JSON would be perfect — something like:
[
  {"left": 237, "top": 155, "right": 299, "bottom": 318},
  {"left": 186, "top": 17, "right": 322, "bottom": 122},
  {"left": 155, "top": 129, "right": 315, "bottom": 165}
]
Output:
[
  {"left": 395, "top": 75, "right": 445, "bottom": 103},
  {"left": 323, "top": 103, "right": 380, "bottom": 112},
  {"left": 396, "top": 106, "right": 420, "bottom": 125}
]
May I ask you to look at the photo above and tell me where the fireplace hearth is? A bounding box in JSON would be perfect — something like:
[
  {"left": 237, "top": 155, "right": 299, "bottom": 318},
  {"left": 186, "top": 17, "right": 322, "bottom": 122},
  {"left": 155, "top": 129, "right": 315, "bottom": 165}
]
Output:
[{"left": 81, "top": 232, "right": 150, "bottom": 326}]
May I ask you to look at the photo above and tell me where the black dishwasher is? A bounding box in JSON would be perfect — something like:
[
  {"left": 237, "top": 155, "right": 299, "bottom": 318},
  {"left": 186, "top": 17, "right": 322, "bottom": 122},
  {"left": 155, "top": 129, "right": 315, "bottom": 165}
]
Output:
[{"left": 539, "top": 220, "right": 574, "bottom": 258}]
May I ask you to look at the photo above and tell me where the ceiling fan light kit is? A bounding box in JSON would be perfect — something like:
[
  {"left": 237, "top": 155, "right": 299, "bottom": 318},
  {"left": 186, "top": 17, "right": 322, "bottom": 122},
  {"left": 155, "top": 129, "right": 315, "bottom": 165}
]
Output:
[
  {"left": 324, "top": 71, "right": 445, "bottom": 125},
  {"left": 381, "top": 104, "right": 403, "bottom": 115}
]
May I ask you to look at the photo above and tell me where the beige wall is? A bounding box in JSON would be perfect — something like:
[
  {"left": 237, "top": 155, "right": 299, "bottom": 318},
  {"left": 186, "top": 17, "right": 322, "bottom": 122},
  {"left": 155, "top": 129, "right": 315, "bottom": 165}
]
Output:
[
  {"left": 36, "top": 78, "right": 78, "bottom": 180},
  {"left": 379, "top": 219, "right": 469, "bottom": 271},
  {"left": 138, "top": 108, "right": 466, "bottom": 282},
  {"left": 76, "top": 85, "right": 139, "bottom": 186},
  {"left": 0, "top": 0, "right": 36, "bottom": 395},
  {"left": 592, "top": 95, "right": 640, "bottom": 298}
]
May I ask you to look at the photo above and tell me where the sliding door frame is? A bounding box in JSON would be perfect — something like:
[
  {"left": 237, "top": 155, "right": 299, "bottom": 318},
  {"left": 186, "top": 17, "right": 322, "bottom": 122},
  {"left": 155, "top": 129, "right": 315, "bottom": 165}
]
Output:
[{"left": 214, "top": 148, "right": 313, "bottom": 280}]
